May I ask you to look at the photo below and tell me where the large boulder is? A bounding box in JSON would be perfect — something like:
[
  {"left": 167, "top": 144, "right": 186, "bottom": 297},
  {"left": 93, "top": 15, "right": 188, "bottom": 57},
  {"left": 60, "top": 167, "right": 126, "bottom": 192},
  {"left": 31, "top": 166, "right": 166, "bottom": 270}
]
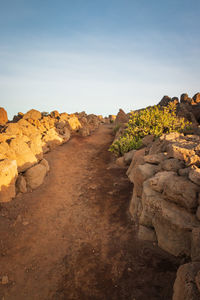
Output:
[
  {"left": 193, "top": 93, "right": 200, "bottom": 104},
  {"left": 126, "top": 148, "right": 146, "bottom": 180},
  {"left": 16, "top": 175, "right": 27, "bottom": 194},
  {"left": 158, "top": 95, "right": 172, "bottom": 106},
  {"left": 0, "top": 137, "right": 37, "bottom": 172},
  {"left": 144, "top": 153, "right": 167, "bottom": 165},
  {"left": 42, "top": 128, "right": 64, "bottom": 150},
  {"left": 23, "top": 109, "right": 42, "bottom": 120},
  {"left": 115, "top": 109, "right": 128, "bottom": 124},
  {"left": 130, "top": 163, "right": 159, "bottom": 197},
  {"left": 28, "top": 133, "right": 43, "bottom": 160},
  {"left": 9, "top": 137, "right": 38, "bottom": 172},
  {"left": 149, "top": 171, "right": 199, "bottom": 211},
  {"left": 173, "top": 263, "right": 200, "bottom": 300},
  {"left": 180, "top": 93, "right": 192, "bottom": 104},
  {"left": 140, "top": 181, "right": 199, "bottom": 256},
  {"left": 0, "top": 159, "right": 18, "bottom": 202},
  {"left": 160, "top": 158, "right": 185, "bottom": 172},
  {"left": 0, "top": 107, "right": 8, "bottom": 125},
  {"left": 67, "top": 116, "right": 82, "bottom": 131},
  {"left": 167, "top": 139, "right": 200, "bottom": 166},
  {"left": 17, "top": 119, "right": 39, "bottom": 137},
  {"left": 24, "top": 163, "right": 48, "bottom": 190},
  {"left": 5, "top": 123, "right": 22, "bottom": 135}
]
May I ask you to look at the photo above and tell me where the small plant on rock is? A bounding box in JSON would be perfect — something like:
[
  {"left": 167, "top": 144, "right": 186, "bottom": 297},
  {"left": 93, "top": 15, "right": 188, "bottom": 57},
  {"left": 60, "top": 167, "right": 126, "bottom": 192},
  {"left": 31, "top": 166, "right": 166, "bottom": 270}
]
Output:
[{"left": 109, "top": 102, "right": 191, "bottom": 156}]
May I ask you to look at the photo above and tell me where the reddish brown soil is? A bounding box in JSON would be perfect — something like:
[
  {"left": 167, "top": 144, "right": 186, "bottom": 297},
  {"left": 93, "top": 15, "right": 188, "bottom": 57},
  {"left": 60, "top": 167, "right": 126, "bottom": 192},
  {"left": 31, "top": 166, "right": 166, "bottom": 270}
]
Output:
[{"left": 0, "top": 124, "right": 180, "bottom": 300}]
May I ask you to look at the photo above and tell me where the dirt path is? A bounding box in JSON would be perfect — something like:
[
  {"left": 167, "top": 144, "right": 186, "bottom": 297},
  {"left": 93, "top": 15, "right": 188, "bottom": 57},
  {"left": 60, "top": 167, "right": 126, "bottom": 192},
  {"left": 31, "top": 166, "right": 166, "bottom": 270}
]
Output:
[{"left": 0, "top": 124, "right": 179, "bottom": 300}]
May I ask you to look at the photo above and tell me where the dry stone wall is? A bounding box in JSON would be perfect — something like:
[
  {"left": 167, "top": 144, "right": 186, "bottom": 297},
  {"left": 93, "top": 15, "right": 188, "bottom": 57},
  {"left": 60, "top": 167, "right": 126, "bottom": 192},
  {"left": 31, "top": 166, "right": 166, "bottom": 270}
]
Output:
[
  {"left": 125, "top": 132, "right": 200, "bottom": 299},
  {"left": 0, "top": 108, "right": 103, "bottom": 203}
]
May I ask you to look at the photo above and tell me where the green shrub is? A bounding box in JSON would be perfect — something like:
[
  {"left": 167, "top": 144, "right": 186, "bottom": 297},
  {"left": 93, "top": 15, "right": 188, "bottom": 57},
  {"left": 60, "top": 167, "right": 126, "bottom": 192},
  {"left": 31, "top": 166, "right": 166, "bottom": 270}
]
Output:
[{"left": 109, "top": 102, "right": 191, "bottom": 156}]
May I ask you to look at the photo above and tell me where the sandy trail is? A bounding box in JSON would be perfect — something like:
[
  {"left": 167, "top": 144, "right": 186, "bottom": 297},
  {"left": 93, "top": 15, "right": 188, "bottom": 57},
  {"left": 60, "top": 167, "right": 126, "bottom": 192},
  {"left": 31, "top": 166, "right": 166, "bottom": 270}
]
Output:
[{"left": 0, "top": 124, "right": 179, "bottom": 300}]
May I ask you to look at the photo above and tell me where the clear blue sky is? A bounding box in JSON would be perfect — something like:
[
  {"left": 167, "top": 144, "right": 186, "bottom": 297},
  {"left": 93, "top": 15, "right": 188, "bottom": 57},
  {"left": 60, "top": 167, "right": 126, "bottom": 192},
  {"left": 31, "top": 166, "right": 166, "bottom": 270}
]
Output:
[{"left": 0, "top": 0, "right": 200, "bottom": 119}]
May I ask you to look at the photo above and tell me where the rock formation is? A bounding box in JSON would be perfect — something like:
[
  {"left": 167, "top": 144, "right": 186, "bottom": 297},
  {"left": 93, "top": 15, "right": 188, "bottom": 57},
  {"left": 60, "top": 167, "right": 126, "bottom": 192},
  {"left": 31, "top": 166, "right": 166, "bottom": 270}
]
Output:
[
  {"left": 0, "top": 108, "right": 103, "bottom": 202},
  {"left": 124, "top": 125, "right": 200, "bottom": 299},
  {"left": 158, "top": 92, "right": 200, "bottom": 126},
  {"left": 0, "top": 107, "right": 8, "bottom": 125},
  {"left": 115, "top": 108, "right": 128, "bottom": 124}
]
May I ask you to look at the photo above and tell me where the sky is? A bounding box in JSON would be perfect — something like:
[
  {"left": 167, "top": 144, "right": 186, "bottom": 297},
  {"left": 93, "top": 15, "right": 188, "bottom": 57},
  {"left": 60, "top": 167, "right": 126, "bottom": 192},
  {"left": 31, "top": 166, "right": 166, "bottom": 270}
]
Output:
[{"left": 0, "top": 0, "right": 200, "bottom": 119}]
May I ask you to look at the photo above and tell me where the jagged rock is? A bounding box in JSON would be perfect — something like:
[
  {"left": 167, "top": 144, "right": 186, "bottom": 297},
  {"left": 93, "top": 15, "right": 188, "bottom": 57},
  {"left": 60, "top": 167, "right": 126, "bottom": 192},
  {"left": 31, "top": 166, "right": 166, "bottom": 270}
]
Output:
[
  {"left": 138, "top": 225, "right": 157, "bottom": 242},
  {"left": 12, "top": 112, "right": 23, "bottom": 122},
  {"left": 173, "top": 263, "right": 200, "bottom": 300},
  {"left": 87, "top": 114, "right": 100, "bottom": 131},
  {"left": 115, "top": 109, "right": 128, "bottom": 124},
  {"left": 149, "top": 171, "right": 175, "bottom": 193},
  {"left": 50, "top": 110, "right": 60, "bottom": 118},
  {"left": 28, "top": 133, "right": 43, "bottom": 160},
  {"left": 167, "top": 141, "right": 200, "bottom": 166},
  {"left": 0, "top": 159, "right": 18, "bottom": 202},
  {"left": 23, "top": 109, "right": 42, "bottom": 120},
  {"left": 5, "top": 123, "right": 22, "bottom": 135},
  {"left": 193, "top": 93, "right": 200, "bottom": 104},
  {"left": 0, "top": 107, "right": 8, "bottom": 125},
  {"left": 130, "top": 163, "right": 159, "bottom": 196},
  {"left": 67, "top": 116, "right": 82, "bottom": 131},
  {"left": 17, "top": 119, "right": 39, "bottom": 136},
  {"left": 59, "top": 113, "right": 69, "bottom": 123},
  {"left": 9, "top": 137, "right": 38, "bottom": 172},
  {"left": 144, "top": 153, "right": 167, "bottom": 165},
  {"left": 140, "top": 181, "right": 199, "bottom": 256},
  {"left": 24, "top": 163, "right": 47, "bottom": 189},
  {"left": 42, "top": 128, "right": 63, "bottom": 150},
  {"left": 160, "top": 158, "right": 185, "bottom": 172},
  {"left": 16, "top": 175, "right": 27, "bottom": 193},
  {"left": 180, "top": 93, "right": 192, "bottom": 104},
  {"left": 142, "top": 135, "right": 154, "bottom": 147},
  {"left": 158, "top": 95, "right": 172, "bottom": 106},
  {"left": 189, "top": 166, "right": 200, "bottom": 185},
  {"left": 126, "top": 148, "right": 146, "bottom": 180},
  {"left": 149, "top": 171, "right": 199, "bottom": 211},
  {"left": 124, "top": 149, "right": 136, "bottom": 165}
]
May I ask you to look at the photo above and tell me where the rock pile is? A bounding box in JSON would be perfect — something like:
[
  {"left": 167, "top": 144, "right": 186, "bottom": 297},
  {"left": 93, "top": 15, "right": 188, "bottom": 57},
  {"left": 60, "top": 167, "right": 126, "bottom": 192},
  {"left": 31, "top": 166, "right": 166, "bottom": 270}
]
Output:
[
  {"left": 0, "top": 108, "right": 103, "bottom": 202},
  {"left": 125, "top": 132, "right": 200, "bottom": 299},
  {"left": 158, "top": 92, "right": 200, "bottom": 126}
]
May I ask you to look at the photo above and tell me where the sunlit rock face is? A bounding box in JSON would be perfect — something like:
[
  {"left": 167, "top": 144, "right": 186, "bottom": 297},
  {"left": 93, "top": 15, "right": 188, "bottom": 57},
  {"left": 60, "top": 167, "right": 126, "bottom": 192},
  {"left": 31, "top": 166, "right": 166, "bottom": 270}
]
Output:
[
  {"left": 0, "top": 108, "right": 103, "bottom": 202},
  {"left": 0, "top": 159, "right": 18, "bottom": 202},
  {"left": 126, "top": 126, "right": 200, "bottom": 300},
  {"left": 0, "top": 107, "right": 8, "bottom": 126}
]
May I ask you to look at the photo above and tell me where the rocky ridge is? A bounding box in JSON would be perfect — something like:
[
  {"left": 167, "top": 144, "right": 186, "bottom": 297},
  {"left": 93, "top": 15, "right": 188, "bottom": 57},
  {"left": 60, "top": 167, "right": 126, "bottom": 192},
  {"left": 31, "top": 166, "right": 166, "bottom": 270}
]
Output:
[
  {"left": 116, "top": 93, "right": 200, "bottom": 299},
  {"left": 0, "top": 108, "right": 107, "bottom": 202}
]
